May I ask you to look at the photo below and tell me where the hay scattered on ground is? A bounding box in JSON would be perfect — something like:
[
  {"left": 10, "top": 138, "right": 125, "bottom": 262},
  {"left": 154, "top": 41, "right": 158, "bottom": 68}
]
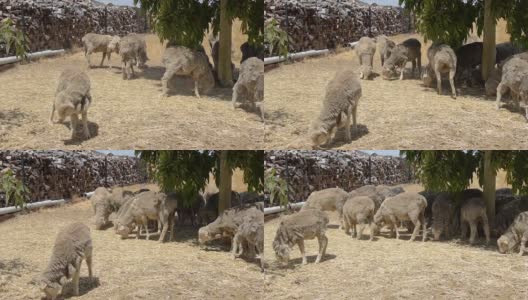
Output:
[
  {"left": 0, "top": 23, "right": 263, "bottom": 149},
  {"left": 0, "top": 183, "right": 263, "bottom": 299},
  {"left": 264, "top": 26, "right": 526, "bottom": 150}
]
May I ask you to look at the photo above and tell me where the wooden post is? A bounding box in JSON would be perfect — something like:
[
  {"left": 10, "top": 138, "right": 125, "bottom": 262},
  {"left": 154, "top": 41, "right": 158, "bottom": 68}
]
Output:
[
  {"left": 481, "top": 0, "right": 496, "bottom": 81},
  {"left": 218, "top": 0, "right": 233, "bottom": 87},
  {"left": 218, "top": 151, "right": 233, "bottom": 214}
]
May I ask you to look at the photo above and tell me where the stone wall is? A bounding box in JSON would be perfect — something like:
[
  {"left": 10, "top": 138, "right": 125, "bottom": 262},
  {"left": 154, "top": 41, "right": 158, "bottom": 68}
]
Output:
[
  {"left": 265, "top": 0, "right": 412, "bottom": 52},
  {"left": 0, "top": 150, "right": 148, "bottom": 206},
  {"left": 265, "top": 150, "right": 413, "bottom": 202},
  {"left": 0, "top": 0, "right": 148, "bottom": 56}
]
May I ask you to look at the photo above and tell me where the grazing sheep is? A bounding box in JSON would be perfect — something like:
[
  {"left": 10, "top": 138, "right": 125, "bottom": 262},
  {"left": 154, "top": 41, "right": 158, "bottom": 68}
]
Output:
[
  {"left": 497, "top": 211, "right": 528, "bottom": 255},
  {"left": 431, "top": 193, "right": 454, "bottom": 240},
  {"left": 232, "top": 214, "right": 265, "bottom": 271},
  {"left": 494, "top": 196, "right": 528, "bottom": 236},
  {"left": 232, "top": 57, "right": 264, "bottom": 121},
  {"left": 272, "top": 209, "right": 329, "bottom": 266},
  {"left": 373, "top": 192, "right": 427, "bottom": 241},
  {"left": 37, "top": 223, "right": 93, "bottom": 300},
  {"left": 495, "top": 55, "right": 528, "bottom": 120},
  {"left": 119, "top": 34, "right": 148, "bottom": 80},
  {"left": 422, "top": 44, "right": 457, "bottom": 98},
  {"left": 197, "top": 191, "right": 240, "bottom": 226},
  {"left": 355, "top": 37, "right": 376, "bottom": 79},
  {"left": 382, "top": 38, "right": 421, "bottom": 80},
  {"left": 376, "top": 35, "right": 395, "bottom": 66},
  {"left": 91, "top": 187, "right": 113, "bottom": 230},
  {"left": 50, "top": 68, "right": 92, "bottom": 140},
  {"left": 115, "top": 191, "right": 178, "bottom": 242},
  {"left": 161, "top": 46, "right": 215, "bottom": 98},
  {"left": 342, "top": 196, "right": 376, "bottom": 240},
  {"left": 460, "top": 197, "right": 490, "bottom": 245},
  {"left": 485, "top": 67, "right": 502, "bottom": 97},
  {"left": 198, "top": 204, "right": 263, "bottom": 248},
  {"left": 455, "top": 42, "right": 483, "bottom": 84},
  {"left": 310, "top": 70, "right": 362, "bottom": 148},
  {"left": 81, "top": 33, "right": 120, "bottom": 67},
  {"left": 302, "top": 187, "right": 349, "bottom": 212}
]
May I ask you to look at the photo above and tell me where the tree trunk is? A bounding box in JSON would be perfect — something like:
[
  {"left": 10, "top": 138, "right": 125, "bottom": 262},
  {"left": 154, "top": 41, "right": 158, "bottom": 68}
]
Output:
[
  {"left": 483, "top": 150, "right": 496, "bottom": 224},
  {"left": 218, "top": 151, "right": 233, "bottom": 214},
  {"left": 218, "top": 0, "right": 233, "bottom": 87},
  {"left": 481, "top": 0, "right": 496, "bottom": 81}
]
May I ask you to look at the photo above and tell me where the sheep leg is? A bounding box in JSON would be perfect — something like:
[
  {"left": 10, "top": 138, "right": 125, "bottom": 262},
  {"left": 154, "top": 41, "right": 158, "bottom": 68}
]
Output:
[
  {"left": 369, "top": 222, "right": 375, "bottom": 241},
  {"left": 161, "top": 69, "right": 175, "bottom": 97},
  {"left": 194, "top": 81, "right": 201, "bottom": 98},
  {"left": 159, "top": 217, "right": 169, "bottom": 243},
  {"left": 129, "top": 63, "right": 135, "bottom": 79},
  {"left": 122, "top": 61, "right": 127, "bottom": 80},
  {"left": 357, "top": 222, "right": 365, "bottom": 240},
  {"left": 169, "top": 213, "right": 175, "bottom": 242},
  {"left": 421, "top": 212, "right": 427, "bottom": 242},
  {"left": 345, "top": 106, "right": 352, "bottom": 142},
  {"left": 232, "top": 84, "right": 241, "bottom": 109},
  {"left": 231, "top": 233, "right": 240, "bottom": 259},
  {"left": 449, "top": 69, "right": 457, "bottom": 99},
  {"left": 315, "top": 234, "right": 328, "bottom": 263},
  {"left": 481, "top": 213, "right": 490, "bottom": 245},
  {"left": 107, "top": 52, "right": 111, "bottom": 68},
  {"left": 408, "top": 213, "right": 421, "bottom": 242},
  {"left": 49, "top": 104, "right": 56, "bottom": 124},
  {"left": 100, "top": 52, "right": 106, "bottom": 67},
  {"left": 496, "top": 83, "right": 507, "bottom": 110},
  {"left": 256, "top": 102, "right": 265, "bottom": 122},
  {"left": 81, "top": 111, "right": 90, "bottom": 139},
  {"left": 70, "top": 114, "right": 79, "bottom": 139},
  {"left": 469, "top": 221, "right": 477, "bottom": 244},
  {"left": 72, "top": 258, "right": 82, "bottom": 296},
  {"left": 519, "top": 232, "right": 528, "bottom": 256},
  {"left": 86, "top": 250, "right": 93, "bottom": 278},
  {"left": 298, "top": 239, "right": 307, "bottom": 265},
  {"left": 86, "top": 50, "right": 92, "bottom": 67},
  {"left": 399, "top": 61, "right": 406, "bottom": 80},
  {"left": 145, "top": 221, "right": 150, "bottom": 241},
  {"left": 389, "top": 215, "right": 399, "bottom": 239},
  {"left": 435, "top": 68, "right": 442, "bottom": 95}
]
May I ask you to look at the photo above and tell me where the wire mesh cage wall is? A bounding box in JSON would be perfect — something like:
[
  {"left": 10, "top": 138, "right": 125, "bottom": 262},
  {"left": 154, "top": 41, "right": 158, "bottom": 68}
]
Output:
[
  {"left": 265, "top": 150, "right": 413, "bottom": 203},
  {"left": 0, "top": 150, "right": 148, "bottom": 207}
]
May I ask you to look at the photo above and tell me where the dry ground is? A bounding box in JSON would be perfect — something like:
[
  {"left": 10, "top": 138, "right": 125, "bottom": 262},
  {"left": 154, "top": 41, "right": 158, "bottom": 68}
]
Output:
[
  {"left": 263, "top": 210, "right": 528, "bottom": 300},
  {"left": 0, "top": 22, "right": 263, "bottom": 149},
  {"left": 264, "top": 24, "right": 528, "bottom": 150},
  {"left": 0, "top": 183, "right": 264, "bottom": 300}
]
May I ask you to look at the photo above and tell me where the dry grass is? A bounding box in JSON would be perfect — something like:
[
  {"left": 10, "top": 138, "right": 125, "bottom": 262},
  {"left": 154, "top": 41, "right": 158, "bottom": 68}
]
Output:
[
  {"left": 0, "top": 182, "right": 263, "bottom": 300},
  {"left": 0, "top": 21, "right": 263, "bottom": 149},
  {"left": 264, "top": 205, "right": 528, "bottom": 299},
  {"left": 264, "top": 24, "right": 528, "bottom": 150}
]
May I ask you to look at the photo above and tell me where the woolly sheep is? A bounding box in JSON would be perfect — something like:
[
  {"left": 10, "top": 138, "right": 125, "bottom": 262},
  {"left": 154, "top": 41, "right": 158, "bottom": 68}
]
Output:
[
  {"left": 497, "top": 211, "right": 528, "bottom": 255},
  {"left": 342, "top": 195, "right": 376, "bottom": 240},
  {"left": 422, "top": 44, "right": 457, "bottom": 98},
  {"left": 232, "top": 57, "right": 264, "bottom": 121},
  {"left": 496, "top": 55, "right": 528, "bottom": 120},
  {"left": 310, "top": 70, "right": 362, "bottom": 148},
  {"left": 460, "top": 197, "right": 490, "bottom": 245},
  {"left": 119, "top": 34, "right": 148, "bottom": 80},
  {"left": 382, "top": 38, "right": 421, "bottom": 80},
  {"left": 376, "top": 35, "right": 395, "bottom": 66},
  {"left": 50, "top": 68, "right": 92, "bottom": 140},
  {"left": 232, "top": 214, "right": 265, "bottom": 272},
  {"left": 355, "top": 37, "right": 376, "bottom": 79},
  {"left": 82, "top": 33, "right": 120, "bottom": 68},
  {"left": 161, "top": 46, "right": 215, "bottom": 98}
]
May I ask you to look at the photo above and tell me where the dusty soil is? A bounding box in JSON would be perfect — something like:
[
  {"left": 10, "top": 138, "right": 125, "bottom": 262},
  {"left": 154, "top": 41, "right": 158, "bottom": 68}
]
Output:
[
  {"left": 263, "top": 209, "right": 528, "bottom": 300},
  {"left": 0, "top": 22, "right": 263, "bottom": 149},
  {"left": 264, "top": 27, "right": 528, "bottom": 150},
  {"left": 0, "top": 184, "right": 263, "bottom": 300}
]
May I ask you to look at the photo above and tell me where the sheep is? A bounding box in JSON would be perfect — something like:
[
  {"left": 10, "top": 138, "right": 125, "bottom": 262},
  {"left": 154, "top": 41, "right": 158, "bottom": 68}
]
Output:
[
  {"left": 161, "top": 46, "right": 215, "bottom": 98},
  {"left": 422, "top": 44, "right": 457, "bottom": 98},
  {"left": 232, "top": 57, "right": 264, "bottom": 121},
  {"left": 494, "top": 197, "right": 528, "bottom": 236},
  {"left": 377, "top": 35, "right": 396, "bottom": 66},
  {"left": 495, "top": 42, "right": 523, "bottom": 65},
  {"left": 373, "top": 192, "right": 427, "bottom": 241},
  {"left": 355, "top": 37, "right": 376, "bottom": 79},
  {"left": 36, "top": 223, "right": 93, "bottom": 300},
  {"left": 460, "top": 197, "right": 490, "bottom": 245},
  {"left": 495, "top": 55, "right": 528, "bottom": 120},
  {"left": 232, "top": 214, "right": 264, "bottom": 272},
  {"left": 431, "top": 193, "right": 454, "bottom": 240},
  {"left": 91, "top": 187, "right": 113, "bottom": 230},
  {"left": 119, "top": 34, "right": 148, "bottom": 80},
  {"left": 302, "top": 187, "right": 348, "bottom": 229},
  {"left": 240, "top": 42, "right": 263, "bottom": 63},
  {"left": 176, "top": 193, "right": 204, "bottom": 227},
  {"left": 197, "top": 191, "right": 240, "bottom": 226},
  {"left": 310, "top": 70, "right": 362, "bottom": 148},
  {"left": 454, "top": 42, "right": 483, "bottom": 84},
  {"left": 50, "top": 68, "right": 92, "bottom": 140},
  {"left": 342, "top": 196, "right": 376, "bottom": 240},
  {"left": 81, "top": 33, "right": 120, "bottom": 68},
  {"left": 485, "top": 67, "right": 502, "bottom": 97},
  {"left": 382, "top": 38, "right": 421, "bottom": 80},
  {"left": 115, "top": 191, "right": 178, "bottom": 242},
  {"left": 272, "top": 209, "right": 329, "bottom": 266},
  {"left": 497, "top": 211, "right": 528, "bottom": 255}
]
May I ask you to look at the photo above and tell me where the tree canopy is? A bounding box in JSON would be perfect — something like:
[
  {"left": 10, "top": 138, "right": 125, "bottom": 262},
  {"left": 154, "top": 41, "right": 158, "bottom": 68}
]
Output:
[
  {"left": 135, "top": 0, "right": 264, "bottom": 49},
  {"left": 136, "top": 150, "right": 264, "bottom": 207},
  {"left": 399, "top": 0, "right": 528, "bottom": 49}
]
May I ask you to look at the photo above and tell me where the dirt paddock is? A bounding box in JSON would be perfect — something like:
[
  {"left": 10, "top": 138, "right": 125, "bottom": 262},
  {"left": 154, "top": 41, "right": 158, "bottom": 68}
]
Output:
[
  {"left": 0, "top": 184, "right": 263, "bottom": 299},
  {"left": 0, "top": 26, "right": 263, "bottom": 149},
  {"left": 263, "top": 208, "right": 528, "bottom": 299},
  {"left": 264, "top": 27, "right": 528, "bottom": 149}
]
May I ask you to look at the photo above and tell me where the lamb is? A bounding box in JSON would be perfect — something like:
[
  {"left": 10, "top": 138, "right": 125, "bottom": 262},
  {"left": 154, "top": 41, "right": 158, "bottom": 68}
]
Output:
[
  {"left": 119, "top": 34, "right": 148, "bottom": 80},
  {"left": 342, "top": 196, "right": 376, "bottom": 240},
  {"left": 232, "top": 57, "right": 264, "bottom": 121},
  {"left": 497, "top": 211, "right": 528, "bottom": 255},
  {"left": 382, "top": 38, "right": 421, "bottom": 80},
  {"left": 495, "top": 55, "right": 528, "bottom": 120},
  {"left": 422, "top": 44, "right": 457, "bottom": 98},
  {"left": 373, "top": 192, "right": 427, "bottom": 241},
  {"left": 376, "top": 35, "right": 395, "bottom": 66},
  {"left": 161, "top": 46, "right": 215, "bottom": 98},
  {"left": 272, "top": 209, "right": 329, "bottom": 266},
  {"left": 115, "top": 191, "right": 178, "bottom": 242},
  {"left": 460, "top": 197, "right": 490, "bottom": 245},
  {"left": 310, "top": 70, "right": 362, "bottom": 148},
  {"left": 355, "top": 37, "right": 376, "bottom": 79},
  {"left": 50, "top": 68, "right": 92, "bottom": 140},
  {"left": 81, "top": 33, "right": 120, "bottom": 68},
  {"left": 232, "top": 214, "right": 264, "bottom": 272},
  {"left": 36, "top": 223, "right": 93, "bottom": 300},
  {"left": 198, "top": 204, "right": 263, "bottom": 249},
  {"left": 431, "top": 193, "right": 454, "bottom": 240},
  {"left": 197, "top": 191, "right": 240, "bottom": 225}
]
